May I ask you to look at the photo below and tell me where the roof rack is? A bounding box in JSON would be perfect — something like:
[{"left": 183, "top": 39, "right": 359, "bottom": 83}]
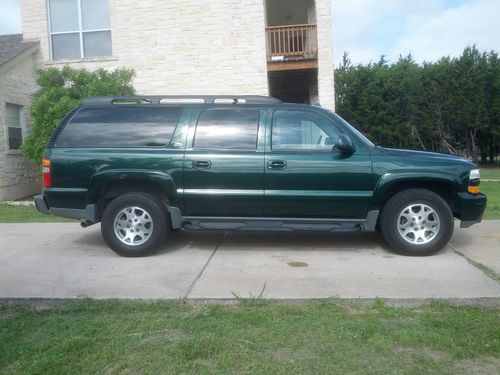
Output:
[{"left": 81, "top": 95, "right": 281, "bottom": 106}]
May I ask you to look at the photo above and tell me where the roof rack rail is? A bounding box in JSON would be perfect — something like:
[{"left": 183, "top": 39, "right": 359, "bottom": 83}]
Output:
[{"left": 81, "top": 95, "right": 281, "bottom": 106}]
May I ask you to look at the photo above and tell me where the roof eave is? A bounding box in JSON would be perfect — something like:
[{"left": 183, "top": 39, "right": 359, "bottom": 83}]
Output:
[{"left": 0, "top": 42, "right": 40, "bottom": 76}]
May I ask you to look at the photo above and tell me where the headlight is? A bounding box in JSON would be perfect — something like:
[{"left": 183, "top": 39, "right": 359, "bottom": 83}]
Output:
[
  {"left": 468, "top": 169, "right": 480, "bottom": 194},
  {"left": 469, "top": 169, "right": 480, "bottom": 180}
]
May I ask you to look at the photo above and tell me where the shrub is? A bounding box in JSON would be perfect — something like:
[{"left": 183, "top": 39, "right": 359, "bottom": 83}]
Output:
[{"left": 22, "top": 66, "right": 135, "bottom": 164}]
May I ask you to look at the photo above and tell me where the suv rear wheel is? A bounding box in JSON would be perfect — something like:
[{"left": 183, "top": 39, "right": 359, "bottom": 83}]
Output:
[
  {"left": 101, "top": 193, "right": 168, "bottom": 257},
  {"left": 380, "top": 189, "right": 454, "bottom": 256}
]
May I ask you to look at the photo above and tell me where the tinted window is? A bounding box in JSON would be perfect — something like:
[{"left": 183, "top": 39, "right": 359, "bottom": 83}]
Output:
[
  {"left": 194, "top": 109, "right": 259, "bottom": 150},
  {"left": 55, "top": 106, "right": 182, "bottom": 147},
  {"left": 272, "top": 110, "right": 340, "bottom": 151}
]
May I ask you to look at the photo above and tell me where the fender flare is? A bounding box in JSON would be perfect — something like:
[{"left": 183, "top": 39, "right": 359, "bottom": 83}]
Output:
[
  {"left": 372, "top": 171, "right": 459, "bottom": 206},
  {"left": 87, "top": 169, "right": 179, "bottom": 206}
]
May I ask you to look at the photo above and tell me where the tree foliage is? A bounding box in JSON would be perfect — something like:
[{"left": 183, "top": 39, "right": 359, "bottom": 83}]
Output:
[
  {"left": 22, "top": 66, "right": 135, "bottom": 164},
  {"left": 335, "top": 46, "right": 500, "bottom": 163}
]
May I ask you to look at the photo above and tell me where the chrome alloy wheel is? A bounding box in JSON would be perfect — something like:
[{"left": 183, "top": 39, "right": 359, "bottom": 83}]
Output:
[
  {"left": 113, "top": 206, "right": 153, "bottom": 246},
  {"left": 397, "top": 203, "right": 440, "bottom": 245}
]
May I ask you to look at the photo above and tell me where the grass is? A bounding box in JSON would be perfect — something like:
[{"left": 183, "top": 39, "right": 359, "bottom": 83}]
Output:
[
  {"left": 480, "top": 167, "right": 500, "bottom": 180},
  {"left": 481, "top": 182, "right": 500, "bottom": 219},
  {"left": 0, "top": 203, "right": 74, "bottom": 223},
  {"left": 0, "top": 300, "right": 499, "bottom": 374}
]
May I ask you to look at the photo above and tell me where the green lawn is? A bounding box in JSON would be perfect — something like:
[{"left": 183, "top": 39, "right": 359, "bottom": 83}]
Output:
[
  {"left": 0, "top": 203, "right": 74, "bottom": 223},
  {"left": 481, "top": 182, "right": 500, "bottom": 219},
  {"left": 481, "top": 167, "right": 500, "bottom": 180},
  {"left": 0, "top": 300, "right": 498, "bottom": 374}
]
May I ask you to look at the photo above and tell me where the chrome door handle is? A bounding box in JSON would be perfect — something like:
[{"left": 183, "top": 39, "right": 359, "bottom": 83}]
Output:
[
  {"left": 192, "top": 160, "right": 211, "bottom": 169},
  {"left": 267, "top": 160, "right": 287, "bottom": 170}
]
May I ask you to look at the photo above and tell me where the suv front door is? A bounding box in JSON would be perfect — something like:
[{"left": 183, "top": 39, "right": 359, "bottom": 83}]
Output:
[
  {"left": 264, "top": 109, "right": 372, "bottom": 219},
  {"left": 182, "top": 107, "right": 265, "bottom": 217}
]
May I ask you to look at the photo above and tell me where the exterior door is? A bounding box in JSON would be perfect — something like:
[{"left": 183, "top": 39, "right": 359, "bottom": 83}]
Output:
[
  {"left": 264, "top": 109, "right": 372, "bottom": 219},
  {"left": 182, "top": 108, "right": 265, "bottom": 217}
]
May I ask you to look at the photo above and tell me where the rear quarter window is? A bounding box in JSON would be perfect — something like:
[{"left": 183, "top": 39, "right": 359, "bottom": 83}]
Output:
[{"left": 55, "top": 106, "right": 182, "bottom": 147}]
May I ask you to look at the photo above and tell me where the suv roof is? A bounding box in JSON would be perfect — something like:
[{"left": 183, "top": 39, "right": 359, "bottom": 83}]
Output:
[{"left": 81, "top": 95, "right": 282, "bottom": 106}]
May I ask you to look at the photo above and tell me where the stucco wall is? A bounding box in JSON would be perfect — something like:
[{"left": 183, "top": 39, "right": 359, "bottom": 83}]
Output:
[
  {"left": 21, "top": 0, "right": 334, "bottom": 109},
  {"left": 0, "top": 51, "right": 40, "bottom": 201}
]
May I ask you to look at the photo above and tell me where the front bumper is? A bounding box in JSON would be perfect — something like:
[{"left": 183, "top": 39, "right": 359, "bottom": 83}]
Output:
[
  {"left": 457, "top": 192, "right": 486, "bottom": 228},
  {"left": 33, "top": 193, "right": 97, "bottom": 222}
]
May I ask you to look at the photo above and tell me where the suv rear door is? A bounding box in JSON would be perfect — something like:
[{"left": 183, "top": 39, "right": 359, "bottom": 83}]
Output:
[
  {"left": 264, "top": 108, "right": 372, "bottom": 219},
  {"left": 182, "top": 107, "right": 266, "bottom": 216}
]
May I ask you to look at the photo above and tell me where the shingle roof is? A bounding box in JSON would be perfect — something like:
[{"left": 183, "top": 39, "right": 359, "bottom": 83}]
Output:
[{"left": 0, "top": 34, "right": 39, "bottom": 66}]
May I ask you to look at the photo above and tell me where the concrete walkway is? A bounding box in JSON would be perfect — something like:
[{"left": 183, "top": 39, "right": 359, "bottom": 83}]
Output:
[{"left": 0, "top": 222, "right": 499, "bottom": 300}]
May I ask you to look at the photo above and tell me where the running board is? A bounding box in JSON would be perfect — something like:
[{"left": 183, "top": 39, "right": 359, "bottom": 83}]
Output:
[{"left": 181, "top": 210, "right": 379, "bottom": 233}]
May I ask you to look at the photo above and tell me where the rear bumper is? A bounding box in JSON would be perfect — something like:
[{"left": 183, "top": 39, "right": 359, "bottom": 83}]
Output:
[
  {"left": 457, "top": 192, "right": 486, "bottom": 228},
  {"left": 33, "top": 193, "right": 97, "bottom": 222},
  {"left": 34, "top": 194, "right": 50, "bottom": 214}
]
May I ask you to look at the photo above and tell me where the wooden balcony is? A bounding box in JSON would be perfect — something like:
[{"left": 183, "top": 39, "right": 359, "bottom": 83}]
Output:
[{"left": 265, "top": 24, "right": 318, "bottom": 71}]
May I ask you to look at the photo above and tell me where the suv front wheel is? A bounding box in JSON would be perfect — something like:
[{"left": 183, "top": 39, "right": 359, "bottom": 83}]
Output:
[
  {"left": 380, "top": 189, "right": 454, "bottom": 256},
  {"left": 101, "top": 193, "right": 168, "bottom": 257}
]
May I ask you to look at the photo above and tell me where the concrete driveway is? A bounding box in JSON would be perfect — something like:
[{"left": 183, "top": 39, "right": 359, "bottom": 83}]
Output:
[{"left": 0, "top": 221, "right": 499, "bottom": 300}]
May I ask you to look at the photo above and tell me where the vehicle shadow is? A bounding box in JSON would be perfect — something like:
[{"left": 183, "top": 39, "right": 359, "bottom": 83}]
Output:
[
  {"left": 212, "top": 230, "right": 392, "bottom": 253},
  {"left": 73, "top": 226, "right": 394, "bottom": 256}
]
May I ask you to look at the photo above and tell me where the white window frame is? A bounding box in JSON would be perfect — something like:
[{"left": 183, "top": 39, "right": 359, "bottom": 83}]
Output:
[
  {"left": 5, "top": 103, "right": 25, "bottom": 153},
  {"left": 47, "top": 0, "right": 112, "bottom": 60}
]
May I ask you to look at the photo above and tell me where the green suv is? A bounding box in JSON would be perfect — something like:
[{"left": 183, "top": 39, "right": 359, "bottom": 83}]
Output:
[{"left": 34, "top": 95, "right": 486, "bottom": 257}]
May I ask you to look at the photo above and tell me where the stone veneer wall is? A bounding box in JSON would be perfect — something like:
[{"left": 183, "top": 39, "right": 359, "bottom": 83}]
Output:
[
  {"left": 0, "top": 50, "right": 40, "bottom": 201},
  {"left": 21, "top": 0, "right": 334, "bottom": 109},
  {"left": 315, "top": 0, "right": 335, "bottom": 110}
]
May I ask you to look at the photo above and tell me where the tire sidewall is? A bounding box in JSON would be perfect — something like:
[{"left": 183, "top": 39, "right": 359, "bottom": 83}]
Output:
[
  {"left": 381, "top": 189, "right": 454, "bottom": 256},
  {"left": 101, "top": 193, "right": 168, "bottom": 257}
]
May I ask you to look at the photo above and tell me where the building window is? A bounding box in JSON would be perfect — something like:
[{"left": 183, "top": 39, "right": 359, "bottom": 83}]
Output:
[
  {"left": 48, "top": 0, "right": 112, "bottom": 60},
  {"left": 6, "top": 103, "right": 23, "bottom": 150}
]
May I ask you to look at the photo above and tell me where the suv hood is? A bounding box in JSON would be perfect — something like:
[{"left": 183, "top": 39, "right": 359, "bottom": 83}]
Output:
[{"left": 379, "top": 147, "right": 475, "bottom": 165}]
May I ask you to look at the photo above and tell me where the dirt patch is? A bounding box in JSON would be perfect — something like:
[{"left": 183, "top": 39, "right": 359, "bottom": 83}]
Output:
[
  {"left": 393, "top": 347, "right": 448, "bottom": 361},
  {"left": 453, "top": 356, "right": 500, "bottom": 374},
  {"left": 269, "top": 347, "right": 316, "bottom": 363},
  {"left": 0, "top": 311, "right": 18, "bottom": 320},
  {"left": 127, "top": 328, "right": 186, "bottom": 342},
  {"left": 287, "top": 261, "right": 309, "bottom": 267}
]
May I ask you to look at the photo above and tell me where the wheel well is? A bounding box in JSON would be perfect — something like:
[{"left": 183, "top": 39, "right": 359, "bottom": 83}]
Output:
[
  {"left": 97, "top": 180, "right": 169, "bottom": 220},
  {"left": 381, "top": 181, "right": 458, "bottom": 215}
]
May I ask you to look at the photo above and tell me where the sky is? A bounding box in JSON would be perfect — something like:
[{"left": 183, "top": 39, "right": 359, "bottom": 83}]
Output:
[
  {"left": 0, "top": 0, "right": 21, "bottom": 35},
  {"left": 0, "top": 0, "right": 498, "bottom": 66},
  {"left": 332, "top": 0, "right": 500, "bottom": 65}
]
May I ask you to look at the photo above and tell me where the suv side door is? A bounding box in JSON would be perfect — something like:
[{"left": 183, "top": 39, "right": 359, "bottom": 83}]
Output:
[
  {"left": 182, "top": 107, "right": 266, "bottom": 217},
  {"left": 264, "top": 108, "right": 372, "bottom": 219}
]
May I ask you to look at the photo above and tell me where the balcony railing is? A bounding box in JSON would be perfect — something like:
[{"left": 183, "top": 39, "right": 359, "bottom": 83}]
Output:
[{"left": 265, "top": 24, "right": 318, "bottom": 63}]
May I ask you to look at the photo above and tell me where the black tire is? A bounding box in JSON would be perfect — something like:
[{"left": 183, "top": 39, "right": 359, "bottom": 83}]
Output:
[
  {"left": 101, "top": 193, "right": 168, "bottom": 257},
  {"left": 380, "top": 189, "right": 454, "bottom": 256}
]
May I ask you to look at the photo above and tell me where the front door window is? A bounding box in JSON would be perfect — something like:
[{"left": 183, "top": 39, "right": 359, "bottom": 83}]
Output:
[{"left": 271, "top": 110, "right": 340, "bottom": 152}]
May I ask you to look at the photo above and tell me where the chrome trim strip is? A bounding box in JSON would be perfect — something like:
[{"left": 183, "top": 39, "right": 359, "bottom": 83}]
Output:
[
  {"left": 178, "top": 188, "right": 263, "bottom": 195},
  {"left": 177, "top": 189, "right": 371, "bottom": 197}
]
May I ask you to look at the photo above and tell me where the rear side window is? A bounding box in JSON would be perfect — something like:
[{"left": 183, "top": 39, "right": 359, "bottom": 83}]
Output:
[
  {"left": 193, "top": 109, "right": 259, "bottom": 150},
  {"left": 55, "top": 106, "right": 182, "bottom": 147}
]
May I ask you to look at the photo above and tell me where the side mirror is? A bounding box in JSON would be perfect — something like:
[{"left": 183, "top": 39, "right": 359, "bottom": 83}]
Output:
[{"left": 333, "top": 134, "right": 356, "bottom": 154}]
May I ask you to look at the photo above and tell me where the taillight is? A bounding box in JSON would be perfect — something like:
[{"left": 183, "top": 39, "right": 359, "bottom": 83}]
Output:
[{"left": 42, "top": 158, "right": 51, "bottom": 188}]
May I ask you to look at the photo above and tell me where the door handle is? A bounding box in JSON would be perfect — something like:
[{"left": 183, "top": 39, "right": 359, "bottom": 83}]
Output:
[
  {"left": 267, "top": 160, "right": 287, "bottom": 170},
  {"left": 192, "top": 160, "right": 211, "bottom": 169}
]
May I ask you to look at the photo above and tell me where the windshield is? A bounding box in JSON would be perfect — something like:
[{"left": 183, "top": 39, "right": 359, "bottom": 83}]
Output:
[{"left": 326, "top": 111, "right": 375, "bottom": 148}]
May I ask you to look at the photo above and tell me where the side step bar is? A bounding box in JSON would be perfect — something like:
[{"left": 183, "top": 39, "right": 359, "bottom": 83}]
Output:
[{"left": 181, "top": 210, "right": 379, "bottom": 233}]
